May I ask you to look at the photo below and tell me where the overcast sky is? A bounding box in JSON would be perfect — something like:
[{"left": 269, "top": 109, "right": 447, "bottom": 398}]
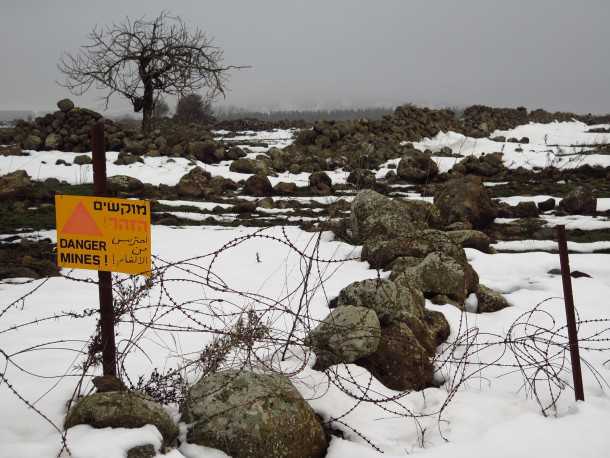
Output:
[{"left": 1, "top": 0, "right": 609, "bottom": 114}]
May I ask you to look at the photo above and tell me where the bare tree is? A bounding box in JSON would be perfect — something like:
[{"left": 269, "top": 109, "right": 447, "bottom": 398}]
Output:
[
  {"left": 174, "top": 93, "right": 214, "bottom": 124},
  {"left": 58, "top": 11, "right": 241, "bottom": 132}
]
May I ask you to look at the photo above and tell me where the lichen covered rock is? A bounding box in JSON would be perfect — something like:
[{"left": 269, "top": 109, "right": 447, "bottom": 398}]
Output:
[
  {"left": 335, "top": 278, "right": 425, "bottom": 325},
  {"left": 182, "top": 371, "right": 327, "bottom": 458},
  {"left": 476, "top": 284, "right": 511, "bottom": 313},
  {"left": 357, "top": 322, "right": 433, "bottom": 391},
  {"left": 392, "top": 252, "right": 478, "bottom": 303},
  {"left": 351, "top": 189, "right": 440, "bottom": 243},
  {"left": 361, "top": 229, "right": 466, "bottom": 270},
  {"left": 65, "top": 391, "right": 178, "bottom": 446},
  {"left": 306, "top": 305, "right": 381, "bottom": 370}
]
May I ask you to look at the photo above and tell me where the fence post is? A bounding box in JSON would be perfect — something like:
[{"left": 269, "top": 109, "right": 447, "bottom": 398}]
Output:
[
  {"left": 556, "top": 224, "right": 584, "bottom": 401},
  {"left": 91, "top": 122, "right": 117, "bottom": 377}
]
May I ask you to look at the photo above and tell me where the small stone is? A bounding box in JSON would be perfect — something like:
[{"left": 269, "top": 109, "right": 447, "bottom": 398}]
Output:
[
  {"left": 92, "top": 375, "right": 127, "bottom": 392},
  {"left": 57, "top": 98, "right": 75, "bottom": 112},
  {"left": 476, "top": 285, "right": 510, "bottom": 313},
  {"left": 74, "top": 154, "right": 92, "bottom": 165}
]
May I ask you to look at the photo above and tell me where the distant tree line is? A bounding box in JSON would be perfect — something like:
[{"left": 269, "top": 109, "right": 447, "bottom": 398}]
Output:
[{"left": 213, "top": 106, "right": 395, "bottom": 122}]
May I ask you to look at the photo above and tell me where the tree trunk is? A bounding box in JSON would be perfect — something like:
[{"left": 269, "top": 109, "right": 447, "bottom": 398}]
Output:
[{"left": 141, "top": 83, "right": 154, "bottom": 133}]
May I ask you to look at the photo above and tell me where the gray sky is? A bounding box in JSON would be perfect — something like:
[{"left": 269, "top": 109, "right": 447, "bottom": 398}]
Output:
[{"left": 1, "top": 0, "right": 609, "bottom": 114}]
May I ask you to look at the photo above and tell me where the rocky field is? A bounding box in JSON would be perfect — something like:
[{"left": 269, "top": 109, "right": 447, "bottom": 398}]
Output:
[{"left": 1, "top": 100, "right": 610, "bottom": 458}]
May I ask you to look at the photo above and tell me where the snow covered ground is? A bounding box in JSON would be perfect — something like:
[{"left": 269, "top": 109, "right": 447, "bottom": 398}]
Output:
[
  {"left": 408, "top": 121, "right": 610, "bottom": 173},
  {"left": 2, "top": 226, "right": 610, "bottom": 457},
  {"left": 2, "top": 121, "right": 610, "bottom": 457}
]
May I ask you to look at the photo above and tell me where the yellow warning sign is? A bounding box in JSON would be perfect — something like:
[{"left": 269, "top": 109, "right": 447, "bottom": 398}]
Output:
[{"left": 55, "top": 195, "right": 151, "bottom": 275}]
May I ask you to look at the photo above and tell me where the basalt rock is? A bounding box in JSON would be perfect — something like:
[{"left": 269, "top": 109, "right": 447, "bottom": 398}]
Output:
[
  {"left": 357, "top": 322, "right": 433, "bottom": 391},
  {"left": 361, "top": 229, "right": 466, "bottom": 270},
  {"left": 306, "top": 305, "right": 381, "bottom": 370},
  {"left": 65, "top": 391, "right": 178, "bottom": 447},
  {"left": 433, "top": 175, "right": 497, "bottom": 229},
  {"left": 452, "top": 153, "right": 506, "bottom": 177},
  {"left": 347, "top": 168, "right": 376, "bottom": 189},
  {"left": 559, "top": 186, "right": 596, "bottom": 214},
  {"left": 182, "top": 370, "right": 327, "bottom": 458},
  {"left": 243, "top": 174, "right": 273, "bottom": 197},
  {"left": 0, "top": 170, "right": 32, "bottom": 199},
  {"left": 397, "top": 149, "right": 439, "bottom": 183},
  {"left": 476, "top": 284, "right": 511, "bottom": 313},
  {"left": 335, "top": 278, "right": 425, "bottom": 325},
  {"left": 176, "top": 167, "right": 212, "bottom": 197},
  {"left": 350, "top": 189, "right": 441, "bottom": 243},
  {"left": 391, "top": 252, "right": 479, "bottom": 304},
  {"left": 308, "top": 171, "right": 333, "bottom": 195}
]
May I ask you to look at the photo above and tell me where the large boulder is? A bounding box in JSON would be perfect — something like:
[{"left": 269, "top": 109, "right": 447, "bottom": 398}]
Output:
[
  {"left": 361, "top": 229, "right": 466, "bottom": 270},
  {"left": 433, "top": 175, "right": 497, "bottom": 229},
  {"left": 65, "top": 391, "right": 178, "bottom": 447},
  {"left": 308, "top": 171, "right": 333, "bottom": 195},
  {"left": 243, "top": 174, "right": 273, "bottom": 197},
  {"left": 177, "top": 166, "right": 212, "bottom": 197},
  {"left": 306, "top": 305, "right": 380, "bottom": 370},
  {"left": 182, "top": 371, "right": 327, "bottom": 458},
  {"left": 335, "top": 279, "right": 424, "bottom": 325},
  {"left": 397, "top": 150, "right": 439, "bottom": 182},
  {"left": 0, "top": 170, "right": 31, "bottom": 199},
  {"left": 350, "top": 190, "right": 440, "bottom": 243},
  {"left": 357, "top": 322, "right": 433, "bottom": 391},
  {"left": 558, "top": 186, "right": 596, "bottom": 214},
  {"left": 392, "top": 252, "right": 478, "bottom": 304}
]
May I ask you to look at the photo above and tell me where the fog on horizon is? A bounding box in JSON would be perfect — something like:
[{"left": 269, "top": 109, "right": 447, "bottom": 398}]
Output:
[{"left": 1, "top": 0, "right": 609, "bottom": 115}]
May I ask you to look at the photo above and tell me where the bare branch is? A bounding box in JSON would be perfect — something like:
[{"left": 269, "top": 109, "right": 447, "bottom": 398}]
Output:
[{"left": 57, "top": 11, "right": 247, "bottom": 131}]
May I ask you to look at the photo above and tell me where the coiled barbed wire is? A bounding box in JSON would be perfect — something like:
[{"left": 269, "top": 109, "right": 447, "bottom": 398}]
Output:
[{"left": 1, "top": 226, "right": 609, "bottom": 456}]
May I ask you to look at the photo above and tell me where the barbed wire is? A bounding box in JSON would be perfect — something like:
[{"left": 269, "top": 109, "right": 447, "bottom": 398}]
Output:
[{"left": 0, "top": 225, "right": 609, "bottom": 456}]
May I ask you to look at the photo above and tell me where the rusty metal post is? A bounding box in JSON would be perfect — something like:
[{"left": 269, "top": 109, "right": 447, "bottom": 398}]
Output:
[
  {"left": 556, "top": 224, "right": 584, "bottom": 401},
  {"left": 91, "top": 122, "right": 117, "bottom": 377}
]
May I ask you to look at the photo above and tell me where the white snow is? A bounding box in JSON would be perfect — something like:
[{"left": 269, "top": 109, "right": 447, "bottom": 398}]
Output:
[
  {"left": 156, "top": 200, "right": 233, "bottom": 211},
  {"left": 408, "top": 121, "right": 610, "bottom": 172},
  {"left": 540, "top": 214, "right": 610, "bottom": 230},
  {"left": 2, "top": 119, "right": 610, "bottom": 458},
  {"left": 493, "top": 239, "right": 610, "bottom": 253},
  {"left": 2, "top": 225, "right": 610, "bottom": 457}
]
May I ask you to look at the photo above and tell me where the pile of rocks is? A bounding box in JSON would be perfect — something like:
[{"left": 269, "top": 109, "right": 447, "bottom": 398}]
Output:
[
  {"left": 281, "top": 105, "right": 463, "bottom": 174},
  {"left": 309, "top": 188, "right": 509, "bottom": 391},
  {"left": 12, "top": 99, "right": 119, "bottom": 152},
  {"left": 461, "top": 105, "right": 529, "bottom": 136},
  {"left": 8, "top": 99, "right": 246, "bottom": 165}
]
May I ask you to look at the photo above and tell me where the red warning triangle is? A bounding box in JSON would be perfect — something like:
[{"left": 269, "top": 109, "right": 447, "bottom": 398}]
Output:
[{"left": 61, "top": 201, "right": 103, "bottom": 236}]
